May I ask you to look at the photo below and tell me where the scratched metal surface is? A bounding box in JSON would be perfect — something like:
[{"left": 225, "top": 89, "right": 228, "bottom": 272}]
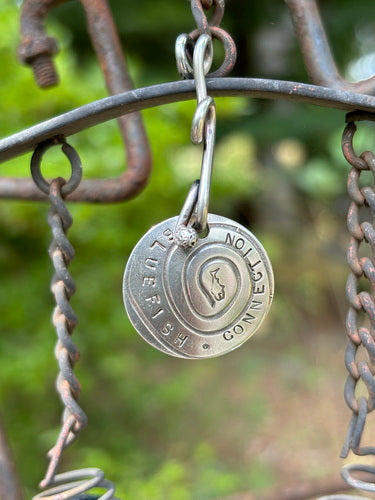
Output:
[{"left": 1, "top": 78, "right": 375, "bottom": 164}]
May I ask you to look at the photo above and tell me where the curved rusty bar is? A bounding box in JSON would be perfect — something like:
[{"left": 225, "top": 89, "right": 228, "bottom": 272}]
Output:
[
  {"left": 14, "top": 0, "right": 151, "bottom": 202},
  {"left": 285, "top": 0, "right": 375, "bottom": 96}
]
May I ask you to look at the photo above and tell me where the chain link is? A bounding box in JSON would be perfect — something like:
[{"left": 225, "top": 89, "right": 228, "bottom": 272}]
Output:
[
  {"left": 31, "top": 139, "right": 116, "bottom": 500},
  {"left": 337, "top": 112, "right": 375, "bottom": 496},
  {"left": 176, "top": 0, "right": 236, "bottom": 78},
  {"left": 190, "top": 0, "right": 225, "bottom": 33}
]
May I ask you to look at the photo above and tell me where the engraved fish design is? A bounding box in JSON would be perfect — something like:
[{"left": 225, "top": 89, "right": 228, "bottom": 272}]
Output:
[{"left": 201, "top": 267, "right": 226, "bottom": 307}]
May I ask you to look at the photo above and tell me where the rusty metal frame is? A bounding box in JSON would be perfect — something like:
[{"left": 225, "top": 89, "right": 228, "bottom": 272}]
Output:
[
  {"left": 285, "top": 0, "right": 375, "bottom": 95},
  {"left": 1, "top": 77, "right": 375, "bottom": 158},
  {"left": 1, "top": 78, "right": 375, "bottom": 201},
  {"left": 2, "top": 0, "right": 375, "bottom": 498},
  {"left": 1, "top": 0, "right": 374, "bottom": 202},
  {"left": 5, "top": 0, "right": 152, "bottom": 203}
]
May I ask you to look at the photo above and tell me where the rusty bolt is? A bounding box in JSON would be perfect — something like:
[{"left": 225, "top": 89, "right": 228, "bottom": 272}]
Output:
[{"left": 18, "top": 35, "right": 59, "bottom": 87}]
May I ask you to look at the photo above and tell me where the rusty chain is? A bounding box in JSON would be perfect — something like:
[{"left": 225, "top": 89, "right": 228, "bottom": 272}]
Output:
[
  {"left": 333, "top": 111, "right": 375, "bottom": 497},
  {"left": 31, "top": 138, "right": 115, "bottom": 499},
  {"left": 2, "top": 1, "right": 375, "bottom": 498},
  {"left": 177, "top": 0, "right": 236, "bottom": 78}
]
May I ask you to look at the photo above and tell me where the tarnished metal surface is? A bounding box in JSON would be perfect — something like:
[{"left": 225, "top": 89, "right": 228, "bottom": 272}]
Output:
[
  {"left": 177, "top": 33, "right": 217, "bottom": 233},
  {"left": 339, "top": 111, "right": 375, "bottom": 497},
  {"left": 3, "top": 0, "right": 375, "bottom": 497},
  {"left": 2, "top": 78, "right": 375, "bottom": 178},
  {"left": 18, "top": 0, "right": 63, "bottom": 87},
  {"left": 123, "top": 213, "right": 274, "bottom": 358},
  {"left": 31, "top": 140, "right": 115, "bottom": 499},
  {"left": 188, "top": 0, "right": 236, "bottom": 77},
  {"left": 0, "top": 418, "right": 24, "bottom": 500},
  {"left": 7, "top": 0, "right": 152, "bottom": 203},
  {"left": 285, "top": 0, "right": 375, "bottom": 95}
]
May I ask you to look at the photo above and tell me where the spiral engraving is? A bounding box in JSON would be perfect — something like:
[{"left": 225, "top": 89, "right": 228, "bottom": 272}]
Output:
[{"left": 123, "top": 214, "right": 274, "bottom": 359}]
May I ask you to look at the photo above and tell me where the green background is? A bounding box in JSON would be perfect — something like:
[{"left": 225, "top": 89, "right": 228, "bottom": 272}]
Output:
[{"left": 0, "top": 0, "right": 375, "bottom": 498}]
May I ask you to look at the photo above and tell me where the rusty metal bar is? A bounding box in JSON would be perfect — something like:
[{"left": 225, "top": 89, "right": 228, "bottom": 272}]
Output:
[
  {"left": 9, "top": 0, "right": 152, "bottom": 203},
  {"left": 285, "top": 0, "right": 375, "bottom": 95},
  {"left": 0, "top": 418, "right": 24, "bottom": 500},
  {"left": 1, "top": 77, "right": 375, "bottom": 186}
]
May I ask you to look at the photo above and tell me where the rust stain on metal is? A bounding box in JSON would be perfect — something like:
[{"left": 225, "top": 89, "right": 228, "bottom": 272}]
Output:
[
  {"left": 3, "top": 0, "right": 152, "bottom": 203},
  {"left": 285, "top": 0, "right": 375, "bottom": 95}
]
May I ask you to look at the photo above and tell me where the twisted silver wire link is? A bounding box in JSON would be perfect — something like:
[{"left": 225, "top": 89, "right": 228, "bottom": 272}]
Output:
[
  {"left": 31, "top": 141, "right": 116, "bottom": 499},
  {"left": 34, "top": 468, "right": 116, "bottom": 499}
]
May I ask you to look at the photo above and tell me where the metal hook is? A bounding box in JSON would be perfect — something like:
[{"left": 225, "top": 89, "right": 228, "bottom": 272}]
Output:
[
  {"left": 0, "top": 0, "right": 151, "bottom": 202},
  {"left": 191, "top": 34, "right": 216, "bottom": 233}
]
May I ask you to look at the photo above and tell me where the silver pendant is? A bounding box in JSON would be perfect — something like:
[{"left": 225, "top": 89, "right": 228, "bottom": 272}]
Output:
[{"left": 123, "top": 214, "right": 274, "bottom": 359}]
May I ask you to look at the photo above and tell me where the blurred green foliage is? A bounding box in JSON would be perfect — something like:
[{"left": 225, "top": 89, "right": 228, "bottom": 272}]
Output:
[{"left": 1, "top": 0, "right": 375, "bottom": 498}]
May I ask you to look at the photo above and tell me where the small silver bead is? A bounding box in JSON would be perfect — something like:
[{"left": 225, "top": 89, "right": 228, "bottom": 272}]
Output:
[{"left": 174, "top": 225, "right": 198, "bottom": 248}]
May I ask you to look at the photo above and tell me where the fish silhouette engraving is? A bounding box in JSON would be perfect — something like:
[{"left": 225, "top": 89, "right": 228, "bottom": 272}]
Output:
[{"left": 200, "top": 267, "right": 226, "bottom": 307}]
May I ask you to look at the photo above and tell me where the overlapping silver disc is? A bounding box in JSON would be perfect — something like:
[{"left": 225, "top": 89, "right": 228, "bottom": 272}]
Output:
[{"left": 123, "top": 214, "right": 274, "bottom": 359}]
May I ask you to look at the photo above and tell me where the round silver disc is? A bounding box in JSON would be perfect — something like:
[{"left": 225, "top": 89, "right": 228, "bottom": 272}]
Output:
[{"left": 123, "top": 214, "right": 274, "bottom": 359}]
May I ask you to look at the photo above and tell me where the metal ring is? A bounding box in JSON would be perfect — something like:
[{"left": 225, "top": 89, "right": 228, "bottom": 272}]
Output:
[
  {"left": 189, "top": 26, "right": 236, "bottom": 77},
  {"left": 341, "top": 463, "right": 375, "bottom": 493},
  {"left": 343, "top": 111, "right": 375, "bottom": 170},
  {"left": 176, "top": 34, "right": 194, "bottom": 79},
  {"left": 342, "top": 122, "right": 368, "bottom": 170},
  {"left": 176, "top": 33, "right": 212, "bottom": 79},
  {"left": 346, "top": 111, "right": 375, "bottom": 124},
  {"left": 31, "top": 138, "right": 83, "bottom": 195},
  {"left": 191, "top": 0, "right": 225, "bottom": 33}
]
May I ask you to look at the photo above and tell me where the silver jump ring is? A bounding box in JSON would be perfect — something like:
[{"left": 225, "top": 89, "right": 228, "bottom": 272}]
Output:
[
  {"left": 31, "top": 138, "right": 83, "bottom": 196},
  {"left": 176, "top": 33, "right": 213, "bottom": 79}
]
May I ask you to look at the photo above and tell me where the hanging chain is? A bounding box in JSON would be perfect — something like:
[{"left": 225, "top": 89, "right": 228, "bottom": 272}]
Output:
[
  {"left": 176, "top": 0, "right": 236, "bottom": 78},
  {"left": 338, "top": 111, "right": 375, "bottom": 496},
  {"left": 30, "top": 137, "right": 116, "bottom": 499}
]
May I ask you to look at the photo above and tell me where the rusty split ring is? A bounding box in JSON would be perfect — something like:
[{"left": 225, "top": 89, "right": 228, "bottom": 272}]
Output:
[
  {"left": 191, "top": 0, "right": 225, "bottom": 33},
  {"left": 189, "top": 26, "right": 236, "bottom": 77},
  {"left": 346, "top": 111, "right": 375, "bottom": 124},
  {"left": 31, "top": 139, "right": 83, "bottom": 195},
  {"left": 342, "top": 111, "right": 375, "bottom": 171}
]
